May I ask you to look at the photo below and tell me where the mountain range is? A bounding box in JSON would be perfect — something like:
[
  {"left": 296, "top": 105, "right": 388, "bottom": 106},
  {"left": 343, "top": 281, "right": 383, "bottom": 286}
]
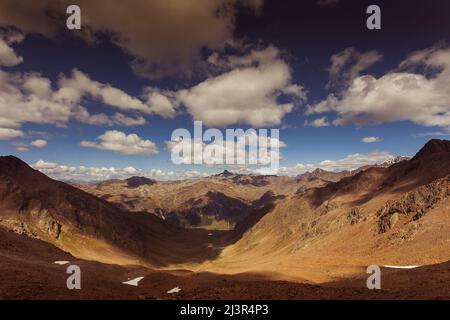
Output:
[{"left": 0, "top": 140, "right": 449, "bottom": 299}]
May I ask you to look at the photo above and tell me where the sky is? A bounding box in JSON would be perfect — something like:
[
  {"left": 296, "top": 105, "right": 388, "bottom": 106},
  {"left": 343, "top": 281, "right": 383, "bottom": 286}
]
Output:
[{"left": 0, "top": 0, "right": 450, "bottom": 181}]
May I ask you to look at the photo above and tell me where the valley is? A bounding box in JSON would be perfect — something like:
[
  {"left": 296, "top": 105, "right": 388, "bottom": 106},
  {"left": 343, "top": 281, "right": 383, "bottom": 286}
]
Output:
[{"left": 1, "top": 139, "right": 450, "bottom": 299}]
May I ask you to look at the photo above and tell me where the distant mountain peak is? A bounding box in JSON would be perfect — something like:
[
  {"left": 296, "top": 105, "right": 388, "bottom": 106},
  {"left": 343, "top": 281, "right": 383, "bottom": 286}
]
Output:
[
  {"left": 216, "top": 170, "right": 234, "bottom": 177},
  {"left": 311, "top": 168, "right": 327, "bottom": 175},
  {"left": 380, "top": 156, "right": 411, "bottom": 167}
]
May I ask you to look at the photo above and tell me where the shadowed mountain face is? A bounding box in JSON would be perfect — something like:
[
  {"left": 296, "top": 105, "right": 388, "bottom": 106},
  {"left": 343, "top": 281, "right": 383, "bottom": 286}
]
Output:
[
  {"left": 0, "top": 156, "right": 283, "bottom": 267},
  {"left": 76, "top": 172, "right": 299, "bottom": 230}
]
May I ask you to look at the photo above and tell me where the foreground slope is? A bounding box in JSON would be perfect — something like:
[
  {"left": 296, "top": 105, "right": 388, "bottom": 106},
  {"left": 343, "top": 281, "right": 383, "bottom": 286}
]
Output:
[{"left": 1, "top": 227, "right": 449, "bottom": 300}]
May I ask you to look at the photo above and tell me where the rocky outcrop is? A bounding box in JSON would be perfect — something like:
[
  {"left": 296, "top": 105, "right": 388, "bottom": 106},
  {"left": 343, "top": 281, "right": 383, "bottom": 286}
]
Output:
[
  {"left": 316, "top": 200, "right": 338, "bottom": 215},
  {"left": 377, "top": 175, "right": 450, "bottom": 233},
  {"left": 347, "top": 207, "right": 363, "bottom": 225},
  {"left": 232, "top": 175, "right": 271, "bottom": 187}
]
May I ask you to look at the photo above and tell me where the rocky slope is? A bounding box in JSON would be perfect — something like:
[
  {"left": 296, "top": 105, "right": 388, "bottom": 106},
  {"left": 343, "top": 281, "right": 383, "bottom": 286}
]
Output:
[
  {"left": 75, "top": 172, "right": 299, "bottom": 230},
  {"left": 75, "top": 169, "right": 357, "bottom": 229}
]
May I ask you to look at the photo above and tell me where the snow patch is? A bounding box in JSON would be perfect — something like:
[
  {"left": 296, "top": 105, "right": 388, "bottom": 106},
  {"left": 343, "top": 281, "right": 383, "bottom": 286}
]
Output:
[
  {"left": 122, "top": 276, "right": 144, "bottom": 286},
  {"left": 167, "top": 287, "right": 182, "bottom": 294}
]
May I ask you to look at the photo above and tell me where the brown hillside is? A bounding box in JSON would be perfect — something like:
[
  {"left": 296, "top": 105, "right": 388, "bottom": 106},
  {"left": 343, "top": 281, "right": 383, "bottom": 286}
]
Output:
[{"left": 0, "top": 156, "right": 219, "bottom": 267}]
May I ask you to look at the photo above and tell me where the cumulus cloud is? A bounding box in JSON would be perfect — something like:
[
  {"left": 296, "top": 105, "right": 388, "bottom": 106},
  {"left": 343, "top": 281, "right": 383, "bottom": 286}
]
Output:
[
  {"left": 176, "top": 46, "right": 305, "bottom": 127},
  {"left": 80, "top": 130, "right": 158, "bottom": 156},
  {"left": 143, "top": 88, "right": 178, "bottom": 118},
  {"left": 362, "top": 136, "right": 381, "bottom": 143},
  {"left": 0, "top": 0, "right": 263, "bottom": 79},
  {"left": 278, "top": 151, "right": 395, "bottom": 175},
  {"left": 0, "top": 34, "right": 197, "bottom": 130},
  {"left": 30, "top": 139, "right": 48, "bottom": 148},
  {"left": 166, "top": 129, "right": 286, "bottom": 166},
  {"left": 308, "top": 45, "right": 450, "bottom": 130},
  {"left": 0, "top": 61, "right": 148, "bottom": 131},
  {"left": 0, "top": 28, "right": 302, "bottom": 129},
  {"left": 56, "top": 69, "right": 152, "bottom": 113},
  {"left": 0, "top": 34, "right": 23, "bottom": 66},
  {"left": 15, "top": 145, "right": 29, "bottom": 152},
  {"left": 34, "top": 160, "right": 142, "bottom": 181},
  {"left": 0, "top": 34, "right": 184, "bottom": 131},
  {"left": 32, "top": 159, "right": 209, "bottom": 182},
  {"left": 305, "top": 117, "right": 330, "bottom": 127},
  {"left": 31, "top": 149, "right": 396, "bottom": 182},
  {"left": 11, "top": 138, "right": 48, "bottom": 152},
  {"left": 327, "top": 47, "right": 383, "bottom": 90},
  {"left": 0, "top": 128, "right": 24, "bottom": 140}
]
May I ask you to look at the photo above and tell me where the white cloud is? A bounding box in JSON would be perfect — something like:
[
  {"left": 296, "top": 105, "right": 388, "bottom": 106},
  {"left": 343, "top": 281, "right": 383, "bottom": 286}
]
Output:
[
  {"left": 32, "top": 149, "right": 396, "bottom": 182},
  {"left": 308, "top": 46, "right": 450, "bottom": 130},
  {"left": 166, "top": 130, "right": 286, "bottom": 166},
  {"left": 327, "top": 47, "right": 383, "bottom": 90},
  {"left": 0, "top": 39, "right": 22, "bottom": 66},
  {"left": 32, "top": 160, "right": 209, "bottom": 182},
  {"left": 80, "top": 130, "right": 158, "bottom": 156},
  {"left": 0, "top": 66, "right": 148, "bottom": 131},
  {"left": 34, "top": 160, "right": 59, "bottom": 170},
  {"left": 56, "top": 69, "right": 151, "bottom": 114},
  {"left": 34, "top": 160, "right": 142, "bottom": 181},
  {"left": 362, "top": 136, "right": 381, "bottom": 143},
  {"left": 0, "top": 37, "right": 152, "bottom": 130},
  {"left": 30, "top": 139, "right": 47, "bottom": 148},
  {"left": 110, "top": 113, "right": 146, "bottom": 127},
  {"left": 278, "top": 151, "right": 395, "bottom": 175},
  {"left": 143, "top": 88, "right": 178, "bottom": 118},
  {"left": 306, "top": 117, "right": 330, "bottom": 127},
  {"left": 0, "top": 33, "right": 303, "bottom": 130},
  {"left": 0, "top": 128, "right": 24, "bottom": 140},
  {"left": 176, "top": 46, "right": 305, "bottom": 127},
  {"left": 15, "top": 145, "right": 28, "bottom": 152}
]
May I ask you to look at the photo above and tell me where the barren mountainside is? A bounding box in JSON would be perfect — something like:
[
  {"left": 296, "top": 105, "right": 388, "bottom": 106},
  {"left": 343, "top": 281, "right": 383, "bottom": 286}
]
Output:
[
  {"left": 0, "top": 140, "right": 449, "bottom": 297},
  {"left": 203, "top": 140, "right": 450, "bottom": 281},
  {"left": 0, "top": 156, "right": 220, "bottom": 266},
  {"left": 76, "top": 168, "right": 361, "bottom": 229}
]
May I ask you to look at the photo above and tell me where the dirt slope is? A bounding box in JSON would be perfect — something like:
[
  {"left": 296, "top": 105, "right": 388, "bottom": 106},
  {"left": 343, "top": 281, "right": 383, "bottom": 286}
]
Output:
[{"left": 1, "top": 227, "right": 448, "bottom": 300}]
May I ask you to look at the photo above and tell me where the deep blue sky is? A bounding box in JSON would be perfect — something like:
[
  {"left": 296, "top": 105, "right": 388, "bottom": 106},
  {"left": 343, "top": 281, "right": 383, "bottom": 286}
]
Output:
[{"left": 0, "top": 0, "right": 449, "bottom": 179}]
